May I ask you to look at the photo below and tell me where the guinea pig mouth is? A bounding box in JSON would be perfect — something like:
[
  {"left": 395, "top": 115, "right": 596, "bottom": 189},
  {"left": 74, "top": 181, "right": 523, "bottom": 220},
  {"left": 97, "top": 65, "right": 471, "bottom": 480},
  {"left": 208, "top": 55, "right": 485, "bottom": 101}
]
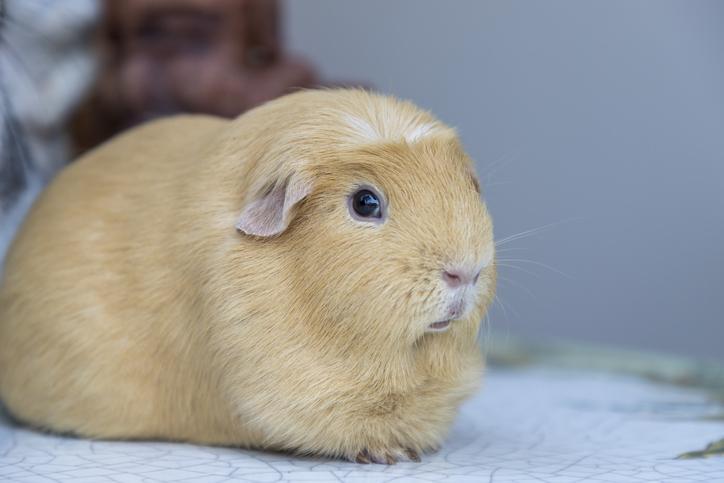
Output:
[{"left": 427, "top": 319, "right": 452, "bottom": 332}]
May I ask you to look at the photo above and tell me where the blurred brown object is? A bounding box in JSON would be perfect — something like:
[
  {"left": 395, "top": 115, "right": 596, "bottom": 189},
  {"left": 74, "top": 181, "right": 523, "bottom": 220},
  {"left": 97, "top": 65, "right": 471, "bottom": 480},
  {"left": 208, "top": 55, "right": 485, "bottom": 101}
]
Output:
[{"left": 72, "top": 0, "right": 318, "bottom": 154}]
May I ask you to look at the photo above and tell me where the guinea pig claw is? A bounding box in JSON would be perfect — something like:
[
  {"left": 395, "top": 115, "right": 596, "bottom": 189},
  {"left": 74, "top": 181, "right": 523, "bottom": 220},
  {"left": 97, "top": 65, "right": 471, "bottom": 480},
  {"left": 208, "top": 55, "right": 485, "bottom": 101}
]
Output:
[
  {"left": 354, "top": 449, "right": 399, "bottom": 465},
  {"left": 405, "top": 448, "right": 422, "bottom": 462},
  {"left": 368, "top": 453, "right": 390, "bottom": 465},
  {"left": 355, "top": 450, "right": 371, "bottom": 464},
  {"left": 352, "top": 448, "right": 422, "bottom": 465}
]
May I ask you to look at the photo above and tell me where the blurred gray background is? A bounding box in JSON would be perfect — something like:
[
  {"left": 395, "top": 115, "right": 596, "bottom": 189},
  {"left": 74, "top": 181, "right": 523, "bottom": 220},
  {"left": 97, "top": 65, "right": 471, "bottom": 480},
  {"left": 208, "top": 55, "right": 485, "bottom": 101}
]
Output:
[{"left": 286, "top": 0, "right": 724, "bottom": 362}]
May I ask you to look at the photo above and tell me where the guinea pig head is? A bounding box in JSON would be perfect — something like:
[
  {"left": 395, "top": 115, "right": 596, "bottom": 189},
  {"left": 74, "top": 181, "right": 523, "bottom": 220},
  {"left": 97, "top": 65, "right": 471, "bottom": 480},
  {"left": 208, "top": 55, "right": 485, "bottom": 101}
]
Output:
[{"left": 234, "top": 98, "right": 495, "bottom": 351}]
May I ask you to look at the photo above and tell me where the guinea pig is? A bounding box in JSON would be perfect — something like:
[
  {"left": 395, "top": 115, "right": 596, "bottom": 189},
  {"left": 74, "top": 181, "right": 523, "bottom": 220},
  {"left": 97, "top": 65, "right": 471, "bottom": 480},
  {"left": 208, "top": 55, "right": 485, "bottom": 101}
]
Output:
[{"left": 0, "top": 89, "right": 495, "bottom": 464}]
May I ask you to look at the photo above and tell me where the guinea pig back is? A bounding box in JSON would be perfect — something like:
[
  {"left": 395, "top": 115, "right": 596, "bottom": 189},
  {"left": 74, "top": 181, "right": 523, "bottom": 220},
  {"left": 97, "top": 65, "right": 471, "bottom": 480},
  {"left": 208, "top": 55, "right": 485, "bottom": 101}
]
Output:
[{"left": 0, "top": 89, "right": 495, "bottom": 463}]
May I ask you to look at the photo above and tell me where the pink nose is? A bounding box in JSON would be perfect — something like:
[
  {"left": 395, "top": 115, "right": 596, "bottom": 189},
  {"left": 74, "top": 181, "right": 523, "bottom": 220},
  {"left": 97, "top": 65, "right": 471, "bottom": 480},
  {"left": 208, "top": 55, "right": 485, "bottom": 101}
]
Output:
[{"left": 442, "top": 267, "right": 481, "bottom": 288}]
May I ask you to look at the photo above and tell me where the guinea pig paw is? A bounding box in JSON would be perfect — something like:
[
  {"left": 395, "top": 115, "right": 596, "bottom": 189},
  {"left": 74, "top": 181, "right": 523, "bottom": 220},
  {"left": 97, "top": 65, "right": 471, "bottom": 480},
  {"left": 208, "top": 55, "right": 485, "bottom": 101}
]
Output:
[
  {"left": 354, "top": 449, "right": 391, "bottom": 464},
  {"left": 353, "top": 447, "right": 421, "bottom": 465}
]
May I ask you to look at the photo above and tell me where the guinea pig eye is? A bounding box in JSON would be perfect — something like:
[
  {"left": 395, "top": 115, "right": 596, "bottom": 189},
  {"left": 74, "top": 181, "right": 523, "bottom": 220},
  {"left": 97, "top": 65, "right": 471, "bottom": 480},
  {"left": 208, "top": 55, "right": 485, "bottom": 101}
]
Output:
[{"left": 350, "top": 188, "right": 383, "bottom": 220}]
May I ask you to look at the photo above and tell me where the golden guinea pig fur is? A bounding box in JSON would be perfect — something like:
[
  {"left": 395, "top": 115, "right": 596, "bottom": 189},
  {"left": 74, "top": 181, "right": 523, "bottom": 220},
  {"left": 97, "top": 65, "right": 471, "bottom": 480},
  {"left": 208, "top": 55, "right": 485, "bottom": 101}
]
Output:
[{"left": 0, "top": 89, "right": 495, "bottom": 464}]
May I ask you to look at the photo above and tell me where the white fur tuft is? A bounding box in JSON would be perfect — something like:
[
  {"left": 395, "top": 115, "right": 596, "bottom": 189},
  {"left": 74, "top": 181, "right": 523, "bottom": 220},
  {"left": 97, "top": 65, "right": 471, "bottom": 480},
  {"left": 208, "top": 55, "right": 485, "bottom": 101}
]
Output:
[
  {"left": 344, "top": 115, "right": 380, "bottom": 141},
  {"left": 405, "top": 123, "right": 437, "bottom": 142},
  {"left": 344, "top": 115, "right": 440, "bottom": 144}
]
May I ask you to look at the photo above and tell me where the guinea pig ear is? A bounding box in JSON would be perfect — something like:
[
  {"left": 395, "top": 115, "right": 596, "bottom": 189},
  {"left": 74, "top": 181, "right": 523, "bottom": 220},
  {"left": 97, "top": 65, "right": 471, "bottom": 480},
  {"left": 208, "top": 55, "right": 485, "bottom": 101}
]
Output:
[{"left": 235, "top": 174, "right": 313, "bottom": 237}]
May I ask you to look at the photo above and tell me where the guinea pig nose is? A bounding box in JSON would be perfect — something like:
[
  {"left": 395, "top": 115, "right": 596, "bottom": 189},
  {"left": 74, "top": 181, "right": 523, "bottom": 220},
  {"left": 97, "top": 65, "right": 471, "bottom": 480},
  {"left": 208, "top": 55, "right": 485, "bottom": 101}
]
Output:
[{"left": 442, "top": 267, "right": 481, "bottom": 288}]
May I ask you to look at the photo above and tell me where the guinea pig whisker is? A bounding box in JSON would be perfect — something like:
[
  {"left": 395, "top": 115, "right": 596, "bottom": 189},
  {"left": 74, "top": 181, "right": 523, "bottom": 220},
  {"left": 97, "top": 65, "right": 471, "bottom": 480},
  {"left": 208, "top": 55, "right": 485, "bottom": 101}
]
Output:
[
  {"left": 496, "top": 258, "right": 572, "bottom": 279},
  {"left": 481, "top": 152, "right": 516, "bottom": 177},
  {"left": 477, "top": 312, "right": 493, "bottom": 345},
  {"left": 481, "top": 150, "right": 520, "bottom": 192},
  {"left": 493, "top": 294, "right": 509, "bottom": 319},
  {"left": 494, "top": 217, "right": 581, "bottom": 248},
  {"left": 497, "top": 275, "right": 536, "bottom": 300},
  {"left": 493, "top": 293, "right": 520, "bottom": 320},
  {"left": 494, "top": 263, "right": 541, "bottom": 279},
  {"left": 494, "top": 227, "right": 549, "bottom": 247},
  {"left": 493, "top": 246, "right": 529, "bottom": 254}
]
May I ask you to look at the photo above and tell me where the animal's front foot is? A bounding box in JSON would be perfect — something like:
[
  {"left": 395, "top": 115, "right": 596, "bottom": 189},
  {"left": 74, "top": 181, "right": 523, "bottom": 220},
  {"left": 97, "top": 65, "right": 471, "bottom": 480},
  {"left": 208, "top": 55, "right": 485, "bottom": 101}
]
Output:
[{"left": 353, "top": 447, "right": 421, "bottom": 465}]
